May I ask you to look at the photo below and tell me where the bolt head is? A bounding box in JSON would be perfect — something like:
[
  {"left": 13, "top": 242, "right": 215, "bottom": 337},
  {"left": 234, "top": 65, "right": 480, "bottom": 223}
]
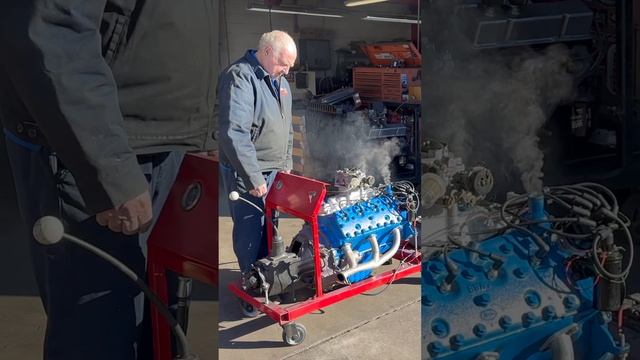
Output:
[
  {"left": 428, "top": 341, "right": 447, "bottom": 355},
  {"left": 473, "top": 324, "right": 487, "bottom": 337},
  {"left": 474, "top": 293, "right": 491, "bottom": 307},
  {"left": 523, "top": 311, "right": 537, "bottom": 327},
  {"left": 499, "top": 315, "right": 512, "bottom": 330},
  {"left": 450, "top": 334, "right": 465, "bottom": 349},
  {"left": 542, "top": 305, "right": 556, "bottom": 320}
]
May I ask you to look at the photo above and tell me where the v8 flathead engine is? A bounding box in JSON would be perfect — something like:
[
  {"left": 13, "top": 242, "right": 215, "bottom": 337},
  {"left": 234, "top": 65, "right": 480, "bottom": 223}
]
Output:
[
  {"left": 422, "top": 183, "right": 634, "bottom": 359},
  {"left": 243, "top": 169, "right": 419, "bottom": 301}
]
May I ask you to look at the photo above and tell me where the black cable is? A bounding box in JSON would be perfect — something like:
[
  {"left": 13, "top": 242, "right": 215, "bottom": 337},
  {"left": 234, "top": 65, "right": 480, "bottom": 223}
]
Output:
[
  {"left": 570, "top": 185, "right": 612, "bottom": 210},
  {"left": 546, "top": 192, "right": 582, "bottom": 210},
  {"left": 549, "top": 186, "right": 591, "bottom": 201},
  {"left": 544, "top": 184, "right": 632, "bottom": 280},
  {"left": 64, "top": 233, "right": 192, "bottom": 358},
  {"left": 618, "top": 211, "right": 631, "bottom": 227},
  {"left": 551, "top": 193, "right": 595, "bottom": 210},
  {"left": 462, "top": 217, "right": 586, "bottom": 237},
  {"left": 591, "top": 215, "right": 634, "bottom": 281},
  {"left": 544, "top": 226, "right": 593, "bottom": 240},
  {"left": 446, "top": 234, "right": 501, "bottom": 263},
  {"left": 545, "top": 193, "right": 592, "bottom": 217},
  {"left": 576, "top": 182, "right": 619, "bottom": 213}
]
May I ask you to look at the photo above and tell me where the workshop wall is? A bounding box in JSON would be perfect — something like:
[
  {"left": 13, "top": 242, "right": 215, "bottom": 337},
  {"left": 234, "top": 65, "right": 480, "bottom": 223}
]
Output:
[{"left": 219, "top": 0, "right": 413, "bottom": 77}]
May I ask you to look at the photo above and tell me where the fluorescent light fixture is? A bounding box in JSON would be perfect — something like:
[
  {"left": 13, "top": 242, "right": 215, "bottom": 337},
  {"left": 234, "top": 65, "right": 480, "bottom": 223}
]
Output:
[
  {"left": 345, "top": 0, "right": 388, "bottom": 6},
  {"left": 362, "top": 15, "right": 420, "bottom": 24},
  {"left": 247, "top": 6, "right": 343, "bottom": 18}
]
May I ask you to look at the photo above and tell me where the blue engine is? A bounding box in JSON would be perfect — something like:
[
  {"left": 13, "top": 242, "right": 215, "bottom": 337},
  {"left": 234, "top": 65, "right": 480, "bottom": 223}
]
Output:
[
  {"left": 319, "top": 185, "right": 416, "bottom": 283},
  {"left": 422, "top": 188, "right": 632, "bottom": 360},
  {"left": 243, "top": 178, "right": 419, "bottom": 299}
]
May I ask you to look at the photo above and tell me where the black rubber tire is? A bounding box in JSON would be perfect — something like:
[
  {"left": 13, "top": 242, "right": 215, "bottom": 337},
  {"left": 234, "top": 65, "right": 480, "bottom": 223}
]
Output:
[
  {"left": 239, "top": 300, "right": 259, "bottom": 318},
  {"left": 282, "top": 323, "right": 307, "bottom": 346}
]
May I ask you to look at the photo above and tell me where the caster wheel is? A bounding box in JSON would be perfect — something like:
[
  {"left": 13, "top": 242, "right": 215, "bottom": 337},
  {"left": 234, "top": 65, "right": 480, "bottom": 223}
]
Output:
[
  {"left": 282, "top": 323, "right": 306, "bottom": 346},
  {"left": 239, "top": 300, "right": 258, "bottom": 318}
]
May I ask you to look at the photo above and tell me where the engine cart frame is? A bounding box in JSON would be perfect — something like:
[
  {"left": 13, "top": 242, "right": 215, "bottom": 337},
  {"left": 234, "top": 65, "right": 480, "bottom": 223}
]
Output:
[
  {"left": 227, "top": 172, "right": 421, "bottom": 345},
  {"left": 147, "top": 154, "right": 219, "bottom": 360}
]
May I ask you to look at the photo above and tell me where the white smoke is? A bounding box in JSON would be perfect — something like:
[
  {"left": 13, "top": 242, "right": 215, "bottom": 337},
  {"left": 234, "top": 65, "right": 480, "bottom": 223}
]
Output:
[
  {"left": 304, "top": 111, "right": 403, "bottom": 184},
  {"left": 353, "top": 137, "right": 401, "bottom": 184},
  {"left": 426, "top": 44, "right": 574, "bottom": 195}
]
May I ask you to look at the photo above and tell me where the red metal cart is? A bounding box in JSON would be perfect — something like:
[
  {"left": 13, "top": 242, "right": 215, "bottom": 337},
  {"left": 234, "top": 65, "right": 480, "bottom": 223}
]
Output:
[
  {"left": 148, "top": 153, "right": 218, "bottom": 360},
  {"left": 228, "top": 172, "right": 421, "bottom": 345}
]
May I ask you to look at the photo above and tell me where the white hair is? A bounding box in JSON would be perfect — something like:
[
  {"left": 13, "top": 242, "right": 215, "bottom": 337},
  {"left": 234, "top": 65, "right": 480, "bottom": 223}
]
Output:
[{"left": 257, "top": 30, "right": 296, "bottom": 56}]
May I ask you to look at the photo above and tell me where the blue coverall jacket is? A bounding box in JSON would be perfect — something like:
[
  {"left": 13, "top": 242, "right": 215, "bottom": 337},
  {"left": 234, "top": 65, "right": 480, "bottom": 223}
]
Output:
[
  {"left": 218, "top": 50, "right": 294, "bottom": 190},
  {"left": 0, "top": 0, "right": 216, "bottom": 214}
]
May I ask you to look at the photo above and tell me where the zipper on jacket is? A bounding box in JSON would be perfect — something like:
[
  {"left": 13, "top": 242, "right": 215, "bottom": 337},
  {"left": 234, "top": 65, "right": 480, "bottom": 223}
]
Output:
[
  {"left": 275, "top": 78, "right": 284, "bottom": 118},
  {"left": 203, "top": 0, "right": 215, "bottom": 148}
]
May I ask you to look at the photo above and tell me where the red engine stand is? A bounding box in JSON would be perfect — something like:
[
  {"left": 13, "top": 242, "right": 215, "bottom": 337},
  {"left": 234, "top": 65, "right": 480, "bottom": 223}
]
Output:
[
  {"left": 147, "top": 153, "right": 218, "bottom": 360},
  {"left": 227, "top": 172, "right": 421, "bottom": 345}
]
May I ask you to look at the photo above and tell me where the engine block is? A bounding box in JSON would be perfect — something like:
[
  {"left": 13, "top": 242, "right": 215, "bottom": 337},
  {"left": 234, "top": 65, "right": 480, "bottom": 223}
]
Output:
[
  {"left": 319, "top": 186, "right": 416, "bottom": 283},
  {"left": 422, "top": 231, "right": 627, "bottom": 359},
  {"left": 243, "top": 173, "right": 419, "bottom": 301},
  {"left": 422, "top": 185, "right": 633, "bottom": 359}
]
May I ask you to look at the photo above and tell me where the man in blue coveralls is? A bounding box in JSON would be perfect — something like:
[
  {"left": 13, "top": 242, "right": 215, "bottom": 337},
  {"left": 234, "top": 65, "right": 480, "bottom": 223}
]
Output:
[
  {"left": 217, "top": 30, "right": 296, "bottom": 313},
  {"left": 0, "top": 1, "right": 216, "bottom": 358}
]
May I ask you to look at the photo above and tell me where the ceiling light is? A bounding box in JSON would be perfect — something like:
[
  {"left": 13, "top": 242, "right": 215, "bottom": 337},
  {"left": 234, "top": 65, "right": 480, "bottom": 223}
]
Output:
[
  {"left": 362, "top": 15, "right": 420, "bottom": 24},
  {"left": 247, "top": 6, "right": 343, "bottom": 18},
  {"left": 345, "top": 0, "right": 388, "bottom": 7}
]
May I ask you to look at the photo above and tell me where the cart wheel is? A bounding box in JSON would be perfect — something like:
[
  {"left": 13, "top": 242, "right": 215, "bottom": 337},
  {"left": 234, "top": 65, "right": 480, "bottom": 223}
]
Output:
[
  {"left": 282, "top": 323, "right": 306, "bottom": 346},
  {"left": 239, "top": 300, "right": 258, "bottom": 318}
]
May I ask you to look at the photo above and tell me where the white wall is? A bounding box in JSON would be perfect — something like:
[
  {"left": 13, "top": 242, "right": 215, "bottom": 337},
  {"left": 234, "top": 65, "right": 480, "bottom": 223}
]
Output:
[{"left": 219, "top": 0, "right": 414, "bottom": 76}]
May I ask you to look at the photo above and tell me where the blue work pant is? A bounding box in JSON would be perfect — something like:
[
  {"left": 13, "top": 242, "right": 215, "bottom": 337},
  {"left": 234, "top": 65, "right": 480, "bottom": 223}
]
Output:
[{"left": 219, "top": 162, "right": 277, "bottom": 273}]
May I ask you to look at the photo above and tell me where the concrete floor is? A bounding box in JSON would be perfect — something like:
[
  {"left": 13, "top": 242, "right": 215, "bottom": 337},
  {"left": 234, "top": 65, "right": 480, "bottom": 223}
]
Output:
[
  {"left": 217, "top": 217, "right": 421, "bottom": 360},
  {"left": 0, "top": 185, "right": 420, "bottom": 360},
  {"left": 0, "top": 296, "right": 217, "bottom": 359}
]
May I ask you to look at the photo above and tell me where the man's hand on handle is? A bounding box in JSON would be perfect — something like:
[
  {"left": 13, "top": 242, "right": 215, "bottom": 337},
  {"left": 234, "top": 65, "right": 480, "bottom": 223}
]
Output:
[
  {"left": 96, "top": 191, "right": 153, "bottom": 235},
  {"left": 249, "top": 183, "right": 268, "bottom": 198}
]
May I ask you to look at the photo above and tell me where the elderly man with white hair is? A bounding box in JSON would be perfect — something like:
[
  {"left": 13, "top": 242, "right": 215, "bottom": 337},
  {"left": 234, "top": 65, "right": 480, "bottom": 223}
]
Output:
[{"left": 217, "top": 30, "right": 297, "bottom": 313}]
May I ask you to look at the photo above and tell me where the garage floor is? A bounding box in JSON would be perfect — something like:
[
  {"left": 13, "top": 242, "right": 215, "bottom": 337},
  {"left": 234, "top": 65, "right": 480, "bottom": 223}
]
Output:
[
  {"left": 217, "top": 215, "right": 421, "bottom": 360},
  {"left": 0, "top": 296, "right": 218, "bottom": 359}
]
